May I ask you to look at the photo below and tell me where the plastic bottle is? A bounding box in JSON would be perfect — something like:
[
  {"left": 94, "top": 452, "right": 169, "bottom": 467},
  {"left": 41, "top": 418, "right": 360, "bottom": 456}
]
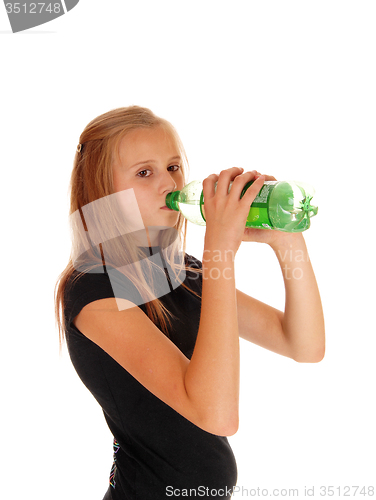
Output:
[{"left": 165, "top": 179, "right": 318, "bottom": 232}]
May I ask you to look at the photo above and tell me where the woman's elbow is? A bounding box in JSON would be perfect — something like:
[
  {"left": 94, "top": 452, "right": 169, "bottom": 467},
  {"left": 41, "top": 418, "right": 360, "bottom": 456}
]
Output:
[
  {"left": 293, "top": 346, "right": 325, "bottom": 363},
  {"left": 201, "top": 412, "right": 239, "bottom": 437},
  {"left": 214, "top": 416, "right": 239, "bottom": 437}
]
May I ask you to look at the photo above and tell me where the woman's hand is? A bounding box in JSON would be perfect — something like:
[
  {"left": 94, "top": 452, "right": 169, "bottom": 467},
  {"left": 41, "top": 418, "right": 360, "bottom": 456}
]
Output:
[{"left": 202, "top": 167, "right": 266, "bottom": 255}]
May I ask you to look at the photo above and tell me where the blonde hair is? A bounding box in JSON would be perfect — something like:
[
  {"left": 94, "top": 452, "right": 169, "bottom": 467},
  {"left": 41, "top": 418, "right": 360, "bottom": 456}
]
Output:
[{"left": 54, "top": 106, "right": 201, "bottom": 352}]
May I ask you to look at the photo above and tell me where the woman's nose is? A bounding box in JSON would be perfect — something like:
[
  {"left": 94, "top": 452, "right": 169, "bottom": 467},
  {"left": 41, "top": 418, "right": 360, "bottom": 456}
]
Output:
[{"left": 161, "top": 172, "right": 177, "bottom": 193}]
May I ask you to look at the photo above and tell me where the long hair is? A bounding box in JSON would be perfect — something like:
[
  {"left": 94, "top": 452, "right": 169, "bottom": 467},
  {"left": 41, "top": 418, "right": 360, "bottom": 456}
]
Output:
[{"left": 55, "top": 106, "right": 201, "bottom": 353}]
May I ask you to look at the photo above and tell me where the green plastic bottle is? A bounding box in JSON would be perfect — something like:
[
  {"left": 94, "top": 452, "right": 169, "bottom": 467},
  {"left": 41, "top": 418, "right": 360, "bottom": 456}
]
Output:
[{"left": 165, "top": 179, "right": 318, "bottom": 232}]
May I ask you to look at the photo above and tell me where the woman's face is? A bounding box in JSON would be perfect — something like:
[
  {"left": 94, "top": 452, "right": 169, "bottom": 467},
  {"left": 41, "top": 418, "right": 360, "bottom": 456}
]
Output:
[{"left": 112, "top": 126, "right": 185, "bottom": 230}]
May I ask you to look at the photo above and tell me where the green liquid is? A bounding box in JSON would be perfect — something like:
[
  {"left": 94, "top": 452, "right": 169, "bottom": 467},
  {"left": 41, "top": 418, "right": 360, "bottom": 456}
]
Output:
[{"left": 246, "top": 206, "right": 273, "bottom": 229}]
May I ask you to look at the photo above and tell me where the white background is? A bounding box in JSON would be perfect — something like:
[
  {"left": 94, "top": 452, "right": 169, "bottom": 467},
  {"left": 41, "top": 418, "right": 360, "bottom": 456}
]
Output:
[{"left": 1, "top": 1, "right": 375, "bottom": 499}]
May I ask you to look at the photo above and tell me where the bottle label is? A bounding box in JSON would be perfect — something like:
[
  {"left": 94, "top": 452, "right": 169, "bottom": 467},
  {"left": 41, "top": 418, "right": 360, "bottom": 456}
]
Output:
[
  {"left": 251, "top": 181, "right": 277, "bottom": 206},
  {"left": 245, "top": 181, "right": 277, "bottom": 229}
]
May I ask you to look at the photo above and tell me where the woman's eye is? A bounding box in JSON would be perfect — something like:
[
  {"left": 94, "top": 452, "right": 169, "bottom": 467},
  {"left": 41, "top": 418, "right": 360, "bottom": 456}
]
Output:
[
  {"left": 137, "top": 165, "right": 180, "bottom": 177},
  {"left": 137, "top": 169, "right": 152, "bottom": 177}
]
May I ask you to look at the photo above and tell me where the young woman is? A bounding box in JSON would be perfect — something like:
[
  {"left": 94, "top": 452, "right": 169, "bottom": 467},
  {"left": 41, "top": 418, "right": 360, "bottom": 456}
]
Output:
[{"left": 55, "top": 106, "right": 325, "bottom": 500}]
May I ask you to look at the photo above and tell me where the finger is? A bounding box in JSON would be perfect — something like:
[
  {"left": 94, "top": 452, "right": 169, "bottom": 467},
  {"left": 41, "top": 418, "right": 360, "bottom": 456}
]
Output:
[
  {"left": 215, "top": 167, "right": 244, "bottom": 196},
  {"left": 240, "top": 175, "right": 266, "bottom": 204},
  {"left": 202, "top": 173, "right": 219, "bottom": 200},
  {"left": 228, "top": 170, "right": 259, "bottom": 199},
  {"left": 255, "top": 173, "right": 276, "bottom": 182}
]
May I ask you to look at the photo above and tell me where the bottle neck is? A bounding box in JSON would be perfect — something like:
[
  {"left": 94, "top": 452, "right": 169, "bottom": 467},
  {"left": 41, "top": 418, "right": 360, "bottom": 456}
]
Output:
[{"left": 165, "top": 190, "right": 181, "bottom": 211}]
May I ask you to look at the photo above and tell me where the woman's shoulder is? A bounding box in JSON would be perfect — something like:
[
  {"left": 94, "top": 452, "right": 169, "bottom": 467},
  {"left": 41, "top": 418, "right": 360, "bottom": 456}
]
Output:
[
  {"left": 66, "top": 266, "right": 112, "bottom": 295},
  {"left": 64, "top": 266, "right": 142, "bottom": 327}
]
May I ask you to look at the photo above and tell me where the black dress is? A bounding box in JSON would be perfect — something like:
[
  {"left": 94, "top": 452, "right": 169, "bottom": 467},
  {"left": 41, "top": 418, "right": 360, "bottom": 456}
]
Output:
[{"left": 64, "top": 248, "right": 237, "bottom": 499}]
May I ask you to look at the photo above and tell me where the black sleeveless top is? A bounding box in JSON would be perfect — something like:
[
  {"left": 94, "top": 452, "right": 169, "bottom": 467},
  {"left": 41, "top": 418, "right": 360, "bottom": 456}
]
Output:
[{"left": 64, "top": 247, "right": 237, "bottom": 499}]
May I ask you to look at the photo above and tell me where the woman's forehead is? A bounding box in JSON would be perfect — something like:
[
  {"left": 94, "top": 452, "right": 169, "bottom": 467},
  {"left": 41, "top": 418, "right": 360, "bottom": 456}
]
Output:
[{"left": 116, "top": 126, "right": 180, "bottom": 163}]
